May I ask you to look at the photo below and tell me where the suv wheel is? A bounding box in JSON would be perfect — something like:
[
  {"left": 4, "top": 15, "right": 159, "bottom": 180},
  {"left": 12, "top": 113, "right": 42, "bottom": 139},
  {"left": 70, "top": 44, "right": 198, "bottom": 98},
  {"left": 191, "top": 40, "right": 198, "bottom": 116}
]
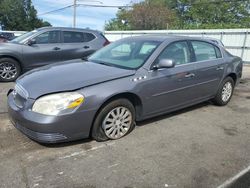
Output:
[
  {"left": 0, "top": 58, "right": 21, "bottom": 82},
  {"left": 213, "top": 77, "right": 235, "bottom": 106},
  {"left": 92, "top": 99, "right": 135, "bottom": 141}
]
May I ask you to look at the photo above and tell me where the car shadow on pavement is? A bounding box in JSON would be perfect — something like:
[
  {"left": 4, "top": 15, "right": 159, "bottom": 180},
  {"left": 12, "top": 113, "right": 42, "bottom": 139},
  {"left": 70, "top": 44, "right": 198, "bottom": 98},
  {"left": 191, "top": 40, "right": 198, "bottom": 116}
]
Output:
[
  {"left": 136, "top": 101, "right": 212, "bottom": 127},
  {"left": 40, "top": 138, "right": 93, "bottom": 148}
]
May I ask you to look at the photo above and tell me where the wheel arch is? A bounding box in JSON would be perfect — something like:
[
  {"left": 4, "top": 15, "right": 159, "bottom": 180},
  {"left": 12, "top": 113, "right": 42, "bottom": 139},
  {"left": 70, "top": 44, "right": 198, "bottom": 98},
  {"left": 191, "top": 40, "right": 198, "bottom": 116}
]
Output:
[
  {"left": 97, "top": 92, "right": 143, "bottom": 120},
  {"left": 90, "top": 92, "right": 143, "bottom": 136},
  {"left": 0, "top": 55, "right": 23, "bottom": 72},
  {"left": 226, "top": 72, "right": 237, "bottom": 84}
]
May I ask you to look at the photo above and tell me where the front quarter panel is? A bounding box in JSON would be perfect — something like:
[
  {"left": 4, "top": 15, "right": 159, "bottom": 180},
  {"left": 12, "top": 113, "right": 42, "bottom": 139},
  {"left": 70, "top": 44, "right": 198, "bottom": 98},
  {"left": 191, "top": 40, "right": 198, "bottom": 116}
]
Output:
[
  {"left": 0, "top": 44, "right": 23, "bottom": 63},
  {"left": 79, "top": 75, "right": 139, "bottom": 111},
  {"left": 77, "top": 70, "right": 150, "bottom": 120}
]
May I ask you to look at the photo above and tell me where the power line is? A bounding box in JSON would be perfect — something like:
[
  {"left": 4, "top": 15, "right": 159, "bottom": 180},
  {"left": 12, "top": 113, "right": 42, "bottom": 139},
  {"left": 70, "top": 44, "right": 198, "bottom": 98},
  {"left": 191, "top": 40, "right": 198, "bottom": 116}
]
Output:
[
  {"left": 38, "top": 5, "right": 74, "bottom": 16},
  {"left": 38, "top": 3, "right": 132, "bottom": 16}
]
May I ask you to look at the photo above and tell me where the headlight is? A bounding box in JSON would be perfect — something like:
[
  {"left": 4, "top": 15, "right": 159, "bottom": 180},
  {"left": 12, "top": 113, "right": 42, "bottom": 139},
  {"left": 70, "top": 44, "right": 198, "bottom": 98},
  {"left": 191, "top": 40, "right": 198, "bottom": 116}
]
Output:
[{"left": 32, "top": 92, "right": 84, "bottom": 116}]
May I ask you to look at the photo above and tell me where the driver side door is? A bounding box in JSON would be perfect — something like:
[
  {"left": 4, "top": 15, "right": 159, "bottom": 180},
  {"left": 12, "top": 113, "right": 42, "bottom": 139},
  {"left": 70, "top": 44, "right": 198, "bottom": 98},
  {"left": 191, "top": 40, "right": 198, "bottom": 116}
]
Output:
[{"left": 143, "top": 41, "right": 201, "bottom": 116}]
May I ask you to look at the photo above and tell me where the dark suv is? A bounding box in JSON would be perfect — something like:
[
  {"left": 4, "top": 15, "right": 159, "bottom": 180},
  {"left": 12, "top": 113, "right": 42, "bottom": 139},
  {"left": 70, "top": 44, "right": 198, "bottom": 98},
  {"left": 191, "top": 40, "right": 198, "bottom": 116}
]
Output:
[{"left": 0, "top": 27, "right": 110, "bottom": 82}]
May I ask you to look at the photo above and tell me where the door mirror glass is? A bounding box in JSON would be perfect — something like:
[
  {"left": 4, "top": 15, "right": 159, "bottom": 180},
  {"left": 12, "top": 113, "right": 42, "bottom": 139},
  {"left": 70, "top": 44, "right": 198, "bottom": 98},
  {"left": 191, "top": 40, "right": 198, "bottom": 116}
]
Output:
[
  {"left": 27, "top": 38, "right": 36, "bottom": 46},
  {"left": 153, "top": 59, "right": 175, "bottom": 70}
]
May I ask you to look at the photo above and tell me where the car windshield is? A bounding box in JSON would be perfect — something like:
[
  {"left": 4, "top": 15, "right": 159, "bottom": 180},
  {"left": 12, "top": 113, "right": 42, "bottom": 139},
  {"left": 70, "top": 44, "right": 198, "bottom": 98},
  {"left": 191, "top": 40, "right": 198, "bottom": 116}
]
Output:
[
  {"left": 11, "top": 30, "right": 38, "bottom": 43},
  {"left": 88, "top": 39, "right": 160, "bottom": 69}
]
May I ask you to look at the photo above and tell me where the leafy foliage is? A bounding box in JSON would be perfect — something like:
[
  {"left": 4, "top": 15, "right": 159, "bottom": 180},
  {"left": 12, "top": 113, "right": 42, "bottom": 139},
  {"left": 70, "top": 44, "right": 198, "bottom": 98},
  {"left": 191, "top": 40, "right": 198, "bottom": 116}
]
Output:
[
  {"left": 105, "top": 0, "right": 250, "bottom": 30},
  {"left": 105, "top": 0, "right": 177, "bottom": 30},
  {"left": 0, "top": 0, "right": 51, "bottom": 31}
]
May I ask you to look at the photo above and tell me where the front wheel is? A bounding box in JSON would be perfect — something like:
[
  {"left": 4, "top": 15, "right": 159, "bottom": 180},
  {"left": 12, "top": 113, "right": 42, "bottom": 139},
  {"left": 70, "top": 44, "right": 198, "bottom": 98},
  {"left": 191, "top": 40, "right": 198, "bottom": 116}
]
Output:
[
  {"left": 91, "top": 99, "right": 135, "bottom": 141},
  {"left": 213, "top": 77, "right": 235, "bottom": 106},
  {"left": 0, "top": 58, "right": 21, "bottom": 82}
]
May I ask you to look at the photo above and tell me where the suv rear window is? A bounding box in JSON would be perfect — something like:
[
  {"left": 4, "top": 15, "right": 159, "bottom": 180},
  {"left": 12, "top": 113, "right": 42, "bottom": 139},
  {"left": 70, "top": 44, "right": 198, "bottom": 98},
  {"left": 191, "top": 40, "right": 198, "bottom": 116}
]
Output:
[
  {"left": 63, "top": 31, "right": 84, "bottom": 43},
  {"left": 63, "top": 31, "right": 96, "bottom": 43},
  {"left": 83, "top": 33, "right": 95, "bottom": 42}
]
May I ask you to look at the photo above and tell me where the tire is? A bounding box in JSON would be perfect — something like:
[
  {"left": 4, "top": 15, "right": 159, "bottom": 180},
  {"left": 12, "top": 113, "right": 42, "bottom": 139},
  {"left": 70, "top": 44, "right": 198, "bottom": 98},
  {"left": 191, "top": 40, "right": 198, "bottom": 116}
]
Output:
[
  {"left": 213, "top": 77, "right": 235, "bottom": 106},
  {"left": 0, "top": 58, "right": 21, "bottom": 82},
  {"left": 91, "top": 99, "right": 135, "bottom": 142}
]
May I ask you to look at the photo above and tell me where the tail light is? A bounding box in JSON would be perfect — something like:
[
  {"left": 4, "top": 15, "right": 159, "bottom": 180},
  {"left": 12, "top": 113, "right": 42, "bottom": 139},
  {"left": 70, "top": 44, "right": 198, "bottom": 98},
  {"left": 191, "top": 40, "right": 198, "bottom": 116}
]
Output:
[{"left": 103, "top": 39, "right": 110, "bottom": 46}]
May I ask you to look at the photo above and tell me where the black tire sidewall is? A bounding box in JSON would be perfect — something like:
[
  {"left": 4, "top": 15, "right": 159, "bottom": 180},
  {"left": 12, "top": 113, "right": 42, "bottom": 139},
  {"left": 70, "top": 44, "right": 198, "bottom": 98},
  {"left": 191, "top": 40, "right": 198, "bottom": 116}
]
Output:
[
  {"left": 214, "top": 77, "right": 235, "bottom": 106},
  {"left": 0, "top": 58, "right": 21, "bottom": 82},
  {"left": 92, "top": 99, "right": 135, "bottom": 141}
]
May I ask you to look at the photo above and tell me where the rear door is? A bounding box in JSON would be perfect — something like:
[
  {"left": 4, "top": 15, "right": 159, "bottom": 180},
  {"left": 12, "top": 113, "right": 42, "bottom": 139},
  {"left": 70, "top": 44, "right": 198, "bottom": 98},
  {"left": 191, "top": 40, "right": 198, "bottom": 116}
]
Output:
[
  {"left": 60, "top": 31, "right": 96, "bottom": 61},
  {"left": 22, "top": 30, "right": 62, "bottom": 68},
  {"left": 190, "top": 40, "right": 225, "bottom": 99}
]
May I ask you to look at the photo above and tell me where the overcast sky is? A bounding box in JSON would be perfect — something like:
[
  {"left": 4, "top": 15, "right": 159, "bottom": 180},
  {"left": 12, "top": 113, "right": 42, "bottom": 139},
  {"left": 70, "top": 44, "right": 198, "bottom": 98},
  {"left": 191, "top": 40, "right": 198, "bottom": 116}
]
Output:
[{"left": 33, "top": 0, "right": 139, "bottom": 31}]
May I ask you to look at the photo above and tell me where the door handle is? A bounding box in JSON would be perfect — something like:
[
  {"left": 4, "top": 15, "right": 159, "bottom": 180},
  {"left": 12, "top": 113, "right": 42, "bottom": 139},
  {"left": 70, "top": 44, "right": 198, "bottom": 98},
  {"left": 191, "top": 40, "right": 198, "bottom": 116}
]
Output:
[
  {"left": 216, "top": 66, "right": 224, "bottom": 71},
  {"left": 185, "top": 73, "right": 195, "bottom": 78},
  {"left": 83, "top": 46, "right": 90, "bottom": 49},
  {"left": 53, "top": 47, "right": 61, "bottom": 50}
]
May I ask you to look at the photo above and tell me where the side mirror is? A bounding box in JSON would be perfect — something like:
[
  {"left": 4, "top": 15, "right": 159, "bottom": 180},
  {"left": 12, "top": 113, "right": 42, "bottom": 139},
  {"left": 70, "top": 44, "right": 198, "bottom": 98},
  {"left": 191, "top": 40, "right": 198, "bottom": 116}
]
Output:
[
  {"left": 153, "top": 59, "right": 175, "bottom": 70},
  {"left": 27, "top": 38, "right": 36, "bottom": 46}
]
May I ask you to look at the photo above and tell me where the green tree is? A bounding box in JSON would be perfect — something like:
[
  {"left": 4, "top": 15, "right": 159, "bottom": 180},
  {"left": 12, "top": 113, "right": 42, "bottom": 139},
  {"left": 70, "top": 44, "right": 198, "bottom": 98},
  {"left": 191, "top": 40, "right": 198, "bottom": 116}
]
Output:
[
  {"left": 105, "top": 9, "right": 132, "bottom": 30},
  {"left": 166, "top": 0, "right": 250, "bottom": 29},
  {"left": 105, "top": 0, "right": 250, "bottom": 30},
  {"left": 0, "top": 0, "right": 51, "bottom": 31},
  {"left": 105, "top": 0, "right": 178, "bottom": 30}
]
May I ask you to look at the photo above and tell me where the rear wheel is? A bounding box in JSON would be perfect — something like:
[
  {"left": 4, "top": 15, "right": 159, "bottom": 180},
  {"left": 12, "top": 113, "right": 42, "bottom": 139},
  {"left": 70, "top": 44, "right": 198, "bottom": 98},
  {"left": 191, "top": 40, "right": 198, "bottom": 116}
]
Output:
[
  {"left": 92, "top": 99, "right": 135, "bottom": 141},
  {"left": 213, "top": 77, "right": 235, "bottom": 106},
  {"left": 0, "top": 58, "right": 21, "bottom": 82}
]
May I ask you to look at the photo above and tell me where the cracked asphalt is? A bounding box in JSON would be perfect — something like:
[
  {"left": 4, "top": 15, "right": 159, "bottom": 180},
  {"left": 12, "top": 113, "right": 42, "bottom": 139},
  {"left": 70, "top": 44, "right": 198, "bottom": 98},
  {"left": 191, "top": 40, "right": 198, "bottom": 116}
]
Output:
[{"left": 0, "top": 66, "right": 250, "bottom": 188}]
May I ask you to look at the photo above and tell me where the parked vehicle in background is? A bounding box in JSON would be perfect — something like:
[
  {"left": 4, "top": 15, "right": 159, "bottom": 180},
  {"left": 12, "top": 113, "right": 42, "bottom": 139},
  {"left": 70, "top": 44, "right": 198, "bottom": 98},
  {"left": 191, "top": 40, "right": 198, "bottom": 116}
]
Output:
[
  {"left": 0, "top": 27, "right": 110, "bottom": 82},
  {"left": 0, "top": 35, "right": 7, "bottom": 43},
  {"left": 0, "top": 31, "right": 15, "bottom": 41},
  {"left": 8, "top": 35, "right": 243, "bottom": 143}
]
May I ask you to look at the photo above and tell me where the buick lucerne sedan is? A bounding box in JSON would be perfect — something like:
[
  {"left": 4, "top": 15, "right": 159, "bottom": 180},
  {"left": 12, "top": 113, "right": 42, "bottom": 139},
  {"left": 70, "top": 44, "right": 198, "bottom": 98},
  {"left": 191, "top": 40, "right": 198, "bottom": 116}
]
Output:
[{"left": 8, "top": 35, "right": 243, "bottom": 143}]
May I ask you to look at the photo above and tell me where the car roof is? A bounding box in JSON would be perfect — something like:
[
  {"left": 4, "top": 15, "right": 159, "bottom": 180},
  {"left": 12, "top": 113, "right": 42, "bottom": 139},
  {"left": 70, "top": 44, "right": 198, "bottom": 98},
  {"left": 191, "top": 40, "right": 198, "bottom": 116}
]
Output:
[
  {"left": 121, "top": 34, "right": 219, "bottom": 44},
  {"left": 36, "top": 27, "right": 101, "bottom": 34}
]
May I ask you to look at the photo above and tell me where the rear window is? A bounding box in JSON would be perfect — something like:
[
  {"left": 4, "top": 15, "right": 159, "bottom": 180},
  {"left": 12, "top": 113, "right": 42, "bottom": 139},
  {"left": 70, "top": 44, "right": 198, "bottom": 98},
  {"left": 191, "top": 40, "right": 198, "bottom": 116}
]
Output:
[
  {"left": 63, "top": 31, "right": 96, "bottom": 43},
  {"left": 83, "top": 33, "right": 96, "bottom": 42},
  {"left": 191, "top": 41, "right": 222, "bottom": 61},
  {"left": 63, "top": 31, "right": 84, "bottom": 43}
]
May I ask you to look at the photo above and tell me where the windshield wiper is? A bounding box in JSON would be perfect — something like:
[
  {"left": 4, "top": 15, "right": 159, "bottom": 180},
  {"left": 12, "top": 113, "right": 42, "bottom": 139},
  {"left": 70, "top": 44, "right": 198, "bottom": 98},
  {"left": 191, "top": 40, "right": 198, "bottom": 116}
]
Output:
[{"left": 90, "top": 60, "right": 115, "bottom": 67}]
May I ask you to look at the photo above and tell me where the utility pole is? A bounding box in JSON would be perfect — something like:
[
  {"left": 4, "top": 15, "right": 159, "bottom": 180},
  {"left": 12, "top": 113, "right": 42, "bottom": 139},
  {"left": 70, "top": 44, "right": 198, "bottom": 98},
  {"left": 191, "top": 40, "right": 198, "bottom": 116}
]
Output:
[
  {"left": 73, "top": 0, "right": 104, "bottom": 28},
  {"left": 73, "top": 0, "right": 77, "bottom": 27}
]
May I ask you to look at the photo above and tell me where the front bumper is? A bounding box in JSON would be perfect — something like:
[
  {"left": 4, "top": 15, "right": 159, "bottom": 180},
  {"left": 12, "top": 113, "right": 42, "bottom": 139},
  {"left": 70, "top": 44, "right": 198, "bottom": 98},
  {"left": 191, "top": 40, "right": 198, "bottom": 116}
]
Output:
[{"left": 8, "top": 93, "right": 96, "bottom": 143}]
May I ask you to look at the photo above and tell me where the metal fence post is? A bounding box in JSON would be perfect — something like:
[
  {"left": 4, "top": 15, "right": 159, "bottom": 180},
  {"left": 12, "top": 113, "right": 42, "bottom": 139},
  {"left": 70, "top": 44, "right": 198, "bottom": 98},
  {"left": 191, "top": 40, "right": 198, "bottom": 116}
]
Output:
[{"left": 241, "top": 31, "right": 248, "bottom": 60}]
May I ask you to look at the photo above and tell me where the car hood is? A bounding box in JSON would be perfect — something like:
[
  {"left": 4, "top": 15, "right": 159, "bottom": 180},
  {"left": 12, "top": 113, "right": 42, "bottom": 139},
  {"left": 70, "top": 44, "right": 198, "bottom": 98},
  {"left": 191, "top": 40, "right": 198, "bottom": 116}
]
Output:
[{"left": 17, "top": 60, "right": 136, "bottom": 99}]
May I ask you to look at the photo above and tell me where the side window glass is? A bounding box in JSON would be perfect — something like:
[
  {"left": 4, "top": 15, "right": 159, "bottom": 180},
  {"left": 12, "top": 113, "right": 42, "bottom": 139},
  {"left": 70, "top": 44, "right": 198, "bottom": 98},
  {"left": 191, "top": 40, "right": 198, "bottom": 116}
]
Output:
[
  {"left": 63, "top": 31, "right": 84, "bottom": 43},
  {"left": 35, "top": 31, "right": 60, "bottom": 44},
  {"left": 83, "top": 33, "right": 96, "bottom": 42},
  {"left": 191, "top": 41, "right": 219, "bottom": 61},
  {"left": 158, "top": 41, "right": 191, "bottom": 65}
]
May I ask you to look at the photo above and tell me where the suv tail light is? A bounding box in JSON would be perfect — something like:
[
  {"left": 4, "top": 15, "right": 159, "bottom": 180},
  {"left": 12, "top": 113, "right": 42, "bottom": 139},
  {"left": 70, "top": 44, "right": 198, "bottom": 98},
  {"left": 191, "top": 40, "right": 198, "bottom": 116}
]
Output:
[{"left": 103, "top": 39, "right": 110, "bottom": 46}]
